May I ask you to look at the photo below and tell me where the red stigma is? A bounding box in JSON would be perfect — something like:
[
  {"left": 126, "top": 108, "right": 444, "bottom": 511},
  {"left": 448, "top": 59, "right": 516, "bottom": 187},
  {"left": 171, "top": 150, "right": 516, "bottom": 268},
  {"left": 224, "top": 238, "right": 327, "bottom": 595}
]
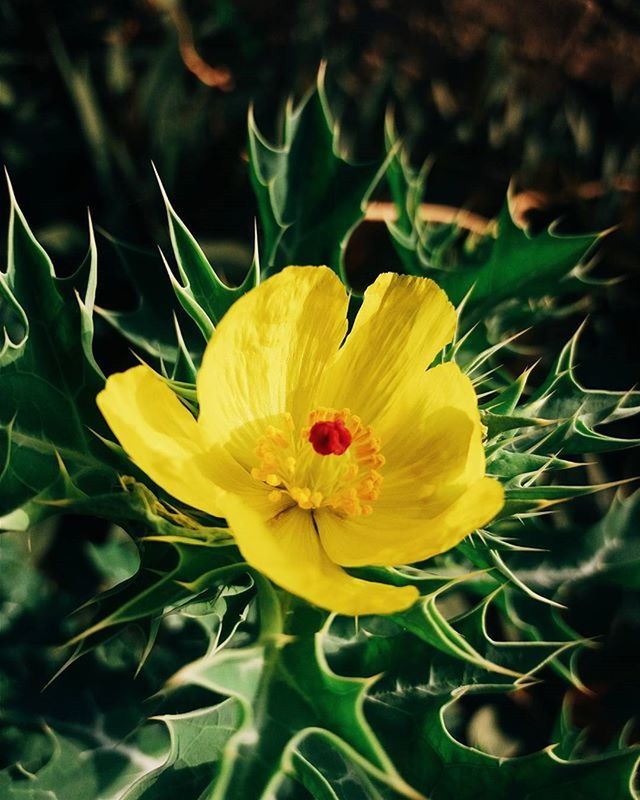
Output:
[{"left": 309, "top": 419, "right": 352, "bottom": 456}]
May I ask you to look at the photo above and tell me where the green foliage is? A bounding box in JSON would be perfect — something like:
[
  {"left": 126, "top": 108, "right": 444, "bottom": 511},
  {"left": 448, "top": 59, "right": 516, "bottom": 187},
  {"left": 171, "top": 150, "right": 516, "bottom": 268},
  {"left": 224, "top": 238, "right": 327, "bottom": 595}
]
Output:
[
  {"left": 385, "top": 118, "right": 602, "bottom": 317},
  {"left": 155, "top": 166, "right": 259, "bottom": 342},
  {"left": 391, "top": 200, "right": 600, "bottom": 311},
  {"left": 0, "top": 176, "right": 114, "bottom": 531},
  {"left": 97, "top": 194, "right": 259, "bottom": 369},
  {"left": 1, "top": 537, "right": 636, "bottom": 799},
  {"left": 1, "top": 84, "right": 640, "bottom": 797},
  {"left": 471, "top": 325, "right": 640, "bottom": 518},
  {"left": 249, "top": 66, "right": 383, "bottom": 285},
  {"left": 95, "top": 232, "right": 192, "bottom": 366}
]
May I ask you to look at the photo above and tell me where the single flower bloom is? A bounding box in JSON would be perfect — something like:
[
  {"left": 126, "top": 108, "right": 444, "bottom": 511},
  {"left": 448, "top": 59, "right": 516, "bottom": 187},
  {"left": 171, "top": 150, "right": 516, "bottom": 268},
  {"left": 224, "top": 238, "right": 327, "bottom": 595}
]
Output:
[{"left": 97, "top": 267, "right": 503, "bottom": 616}]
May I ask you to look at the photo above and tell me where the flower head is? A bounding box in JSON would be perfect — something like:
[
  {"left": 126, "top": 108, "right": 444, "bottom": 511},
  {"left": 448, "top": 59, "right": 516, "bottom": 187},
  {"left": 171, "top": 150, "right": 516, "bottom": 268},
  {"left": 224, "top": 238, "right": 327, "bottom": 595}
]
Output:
[{"left": 97, "top": 267, "right": 503, "bottom": 615}]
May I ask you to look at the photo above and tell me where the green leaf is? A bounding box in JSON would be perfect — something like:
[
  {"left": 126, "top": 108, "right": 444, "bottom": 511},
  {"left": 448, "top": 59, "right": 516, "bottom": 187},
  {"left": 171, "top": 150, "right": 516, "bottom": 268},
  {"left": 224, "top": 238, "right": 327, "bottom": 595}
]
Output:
[
  {"left": 434, "top": 204, "right": 599, "bottom": 309},
  {"left": 65, "top": 537, "right": 243, "bottom": 653},
  {"left": 466, "top": 323, "right": 640, "bottom": 520},
  {"left": 95, "top": 231, "right": 187, "bottom": 363},
  {"left": 500, "top": 491, "right": 640, "bottom": 597},
  {"left": 166, "top": 594, "right": 637, "bottom": 799},
  {"left": 520, "top": 323, "right": 640, "bottom": 453},
  {"left": 384, "top": 111, "right": 428, "bottom": 238},
  {"left": 393, "top": 587, "right": 572, "bottom": 682},
  {"left": 0, "top": 177, "right": 117, "bottom": 529},
  {"left": 0, "top": 530, "right": 174, "bottom": 800},
  {"left": 0, "top": 723, "right": 168, "bottom": 800},
  {"left": 0, "top": 183, "right": 218, "bottom": 535},
  {"left": 385, "top": 132, "right": 602, "bottom": 311},
  {"left": 4, "top": 525, "right": 635, "bottom": 799},
  {"left": 170, "top": 600, "right": 424, "bottom": 799},
  {"left": 368, "top": 686, "right": 639, "bottom": 799},
  {"left": 155, "top": 166, "right": 258, "bottom": 339},
  {"left": 249, "top": 65, "right": 383, "bottom": 286},
  {"left": 121, "top": 703, "right": 243, "bottom": 799},
  {"left": 291, "top": 732, "right": 411, "bottom": 799}
]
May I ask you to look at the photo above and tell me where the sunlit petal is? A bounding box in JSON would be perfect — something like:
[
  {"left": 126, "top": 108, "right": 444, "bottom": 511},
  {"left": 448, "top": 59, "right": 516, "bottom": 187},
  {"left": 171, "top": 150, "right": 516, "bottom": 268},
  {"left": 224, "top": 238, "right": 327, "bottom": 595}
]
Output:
[
  {"left": 197, "top": 266, "right": 348, "bottom": 468},
  {"left": 316, "top": 273, "right": 456, "bottom": 426},
  {"left": 97, "top": 365, "right": 225, "bottom": 517},
  {"left": 221, "top": 495, "right": 419, "bottom": 615},
  {"left": 380, "top": 363, "right": 487, "bottom": 501},
  {"left": 317, "top": 476, "right": 504, "bottom": 567}
]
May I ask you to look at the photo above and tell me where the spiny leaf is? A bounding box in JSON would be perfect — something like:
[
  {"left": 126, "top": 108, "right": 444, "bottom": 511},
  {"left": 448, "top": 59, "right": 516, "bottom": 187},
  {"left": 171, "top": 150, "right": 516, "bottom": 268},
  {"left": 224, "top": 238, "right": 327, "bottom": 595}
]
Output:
[
  {"left": 96, "top": 230, "right": 186, "bottom": 363},
  {"left": 367, "top": 683, "right": 639, "bottom": 799},
  {"left": 438, "top": 203, "right": 600, "bottom": 309},
  {"left": 120, "top": 703, "right": 243, "bottom": 799},
  {"left": 384, "top": 110, "right": 430, "bottom": 238},
  {"left": 155, "top": 165, "right": 259, "bottom": 338},
  {"left": 170, "top": 603, "right": 425, "bottom": 800},
  {"left": 0, "top": 723, "right": 168, "bottom": 800},
  {"left": 0, "top": 176, "right": 119, "bottom": 529},
  {"left": 65, "top": 537, "right": 242, "bottom": 652},
  {"left": 393, "top": 583, "right": 573, "bottom": 680},
  {"left": 4, "top": 527, "right": 636, "bottom": 799},
  {"left": 468, "top": 323, "right": 640, "bottom": 522},
  {"left": 0, "top": 185, "right": 226, "bottom": 533},
  {"left": 499, "top": 491, "right": 640, "bottom": 597},
  {"left": 487, "top": 450, "right": 579, "bottom": 481},
  {"left": 521, "top": 323, "right": 640, "bottom": 453},
  {"left": 385, "top": 129, "right": 603, "bottom": 312},
  {"left": 249, "top": 64, "right": 383, "bottom": 286}
]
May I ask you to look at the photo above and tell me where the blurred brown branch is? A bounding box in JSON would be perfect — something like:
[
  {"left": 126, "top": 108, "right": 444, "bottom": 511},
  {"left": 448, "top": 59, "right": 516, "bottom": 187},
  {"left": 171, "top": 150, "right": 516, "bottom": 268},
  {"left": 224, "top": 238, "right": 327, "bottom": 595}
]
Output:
[
  {"left": 148, "top": 0, "right": 234, "bottom": 90},
  {"left": 368, "top": 173, "right": 640, "bottom": 233},
  {"left": 365, "top": 201, "right": 492, "bottom": 233}
]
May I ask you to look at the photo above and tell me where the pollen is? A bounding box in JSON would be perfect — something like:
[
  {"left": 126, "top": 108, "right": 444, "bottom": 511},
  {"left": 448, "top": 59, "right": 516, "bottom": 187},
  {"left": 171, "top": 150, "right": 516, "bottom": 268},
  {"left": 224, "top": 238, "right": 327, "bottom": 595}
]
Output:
[{"left": 251, "top": 407, "right": 384, "bottom": 517}]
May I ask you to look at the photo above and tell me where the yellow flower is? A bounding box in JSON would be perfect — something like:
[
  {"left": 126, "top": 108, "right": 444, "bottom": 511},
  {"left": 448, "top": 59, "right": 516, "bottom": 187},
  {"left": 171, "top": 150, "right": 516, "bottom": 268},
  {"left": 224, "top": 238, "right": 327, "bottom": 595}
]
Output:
[{"left": 97, "top": 267, "right": 503, "bottom": 616}]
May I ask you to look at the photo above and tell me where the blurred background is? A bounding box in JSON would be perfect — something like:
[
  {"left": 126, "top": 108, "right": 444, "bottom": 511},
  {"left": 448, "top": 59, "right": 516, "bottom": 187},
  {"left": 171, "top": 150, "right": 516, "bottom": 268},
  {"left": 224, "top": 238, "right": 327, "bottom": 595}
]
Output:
[
  {"left": 3, "top": 1, "right": 640, "bottom": 261},
  {"left": 1, "top": 0, "right": 640, "bottom": 772}
]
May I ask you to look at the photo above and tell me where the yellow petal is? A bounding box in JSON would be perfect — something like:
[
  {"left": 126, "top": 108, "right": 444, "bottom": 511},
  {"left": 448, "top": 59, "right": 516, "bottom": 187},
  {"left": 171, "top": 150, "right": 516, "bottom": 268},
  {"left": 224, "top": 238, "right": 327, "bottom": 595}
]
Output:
[
  {"left": 97, "top": 365, "right": 225, "bottom": 517},
  {"left": 220, "top": 495, "right": 419, "bottom": 616},
  {"left": 379, "top": 407, "right": 475, "bottom": 515},
  {"left": 316, "top": 273, "right": 456, "bottom": 425},
  {"left": 329, "top": 364, "right": 491, "bottom": 555},
  {"left": 317, "top": 477, "right": 504, "bottom": 567},
  {"left": 197, "top": 266, "right": 349, "bottom": 467},
  {"left": 380, "top": 362, "right": 486, "bottom": 502}
]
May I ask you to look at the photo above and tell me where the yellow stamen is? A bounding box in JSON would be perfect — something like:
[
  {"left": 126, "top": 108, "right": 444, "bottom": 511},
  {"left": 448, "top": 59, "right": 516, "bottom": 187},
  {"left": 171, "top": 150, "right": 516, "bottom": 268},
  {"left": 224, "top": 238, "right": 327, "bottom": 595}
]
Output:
[{"left": 251, "top": 408, "right": 384, "bottom": 517}]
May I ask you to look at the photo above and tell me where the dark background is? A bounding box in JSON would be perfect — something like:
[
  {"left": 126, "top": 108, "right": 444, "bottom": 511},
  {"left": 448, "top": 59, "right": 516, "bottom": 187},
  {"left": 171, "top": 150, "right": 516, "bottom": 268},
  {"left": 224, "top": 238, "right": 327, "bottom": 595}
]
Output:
[{"left": 4, "top": 1, "right": 640, "bottom": 256}]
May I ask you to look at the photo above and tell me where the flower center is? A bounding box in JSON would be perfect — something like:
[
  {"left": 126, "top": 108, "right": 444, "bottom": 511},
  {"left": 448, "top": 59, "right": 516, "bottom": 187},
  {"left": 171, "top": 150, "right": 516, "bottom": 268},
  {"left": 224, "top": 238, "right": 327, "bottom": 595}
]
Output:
[
  {"left": 308, "top": 419, "right": 352, "bottom": 455},
  {"left": 251, "top": 408, "right": 384, "bottom": 517}
]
